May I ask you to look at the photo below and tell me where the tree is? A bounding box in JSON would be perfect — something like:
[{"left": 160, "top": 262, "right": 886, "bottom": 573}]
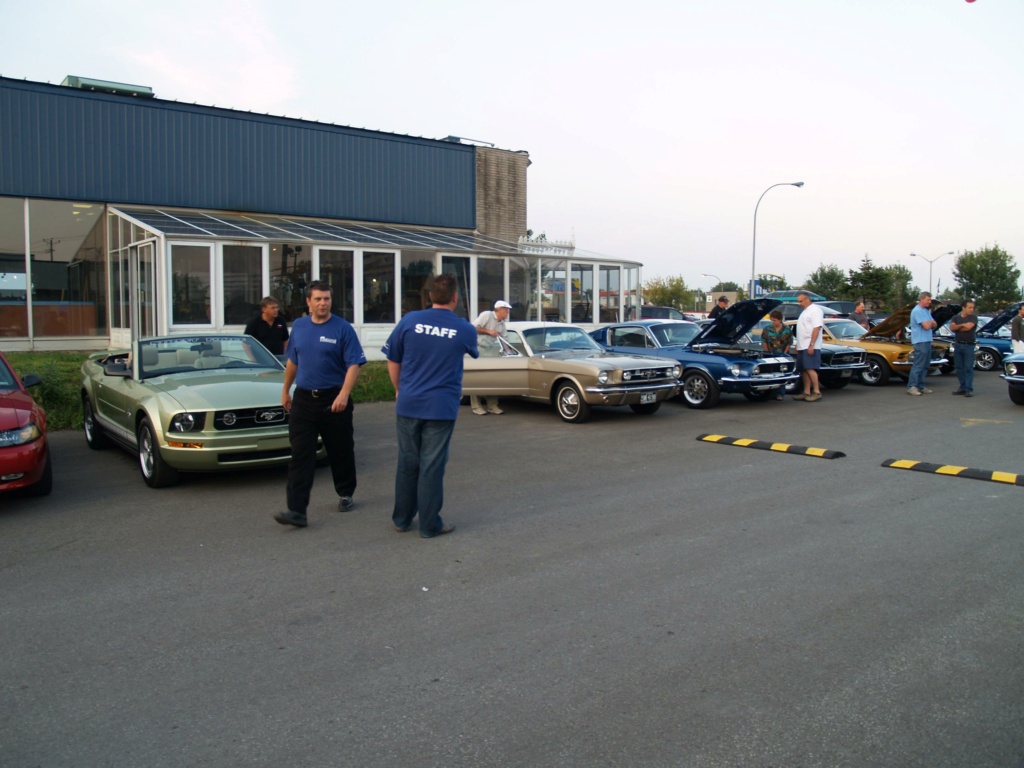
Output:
[
  {"left": 952, "top": 245, "right": 1021, "bottom": 311},
  {"left": 756, "top": 273, "right": 789, "bottom": 293},
  {"left": 878, "top": 264, "right": 917, "bottom": 310},
  {"left": 642, "top": 275, "right": 696, "bottom": 310},
  {"left": 805, "top": 264, "right": 848, "bottom": 300}
]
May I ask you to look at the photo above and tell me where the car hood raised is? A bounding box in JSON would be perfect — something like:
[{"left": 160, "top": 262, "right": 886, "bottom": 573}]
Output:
[
  {"left": 692, "top": 299, "right": 782, "bottom": 344},
  {"left": 977, "top": 301, "right": 1023, "bottom": 335},
  {"left": 868, "top": 302, "right": 960, "bottom": 338},
  {"left": 0, "top": 390, "right": 35, "bottom": 431},
  {"left": 146, "top": 370, "right": 287, "bottom": 411}
]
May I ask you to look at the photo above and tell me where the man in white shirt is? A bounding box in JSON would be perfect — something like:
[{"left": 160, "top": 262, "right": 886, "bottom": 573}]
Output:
[
  {"left": 470, "top": 300, "right": 512, "bottom": 415},
  {"left": 794, "top": 291, "right": 824, "bottom": 402}
]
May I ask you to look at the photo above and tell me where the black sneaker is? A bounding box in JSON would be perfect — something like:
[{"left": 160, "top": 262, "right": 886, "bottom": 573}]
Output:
[
  {"left": 952, "top": 389, "right": 964, "bottom": 395},
  {"left": 338, "top": 496, "right": 355, "bottom": 512},
  {"left": 274, "top": 510, "right": 308, "bottom": 528},
  {"left": 964, "top": 391, "right": 973, "bottom": 398}
]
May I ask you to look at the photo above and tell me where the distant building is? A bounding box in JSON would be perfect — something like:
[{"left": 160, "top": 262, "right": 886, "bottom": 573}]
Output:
[{"left": 0, "top": 75, "right": 641, "bottom": 352}]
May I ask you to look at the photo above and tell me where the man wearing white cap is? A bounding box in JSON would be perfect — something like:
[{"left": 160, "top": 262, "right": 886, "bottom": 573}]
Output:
[{"left": 470, "top": 300, "right": 512, "bottom": 415}]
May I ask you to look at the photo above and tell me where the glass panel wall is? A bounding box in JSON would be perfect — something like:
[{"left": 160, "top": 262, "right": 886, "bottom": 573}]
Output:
[
  {"left": 363, "top": 251, "right": 397, "bottom": 322},
  {"left": 599, "top": 265, "right": 620, "bottom": 322},
  {"left": 319, "top": 249, "right": 355, "bottom": 322},
  {"left": 624, "top": 266, "right": 641, "bottom": 321},
  {"left": 0, "top": 197, "right": 27, "bottom": 337},
  {"left": 401, "top": 251, "right": 434, "bottom": 317},
  {"left": 476, "top": 257, "right": 505, "bottom": 318},
  {"left": 570, "top": 263, "right": 594, "bottom": 324},
  {"left": 222, "top": 245, "right": 262, "bottom": 325},
  {"left": 171, "top": 244, "right": 212, "bottom": 324},
  {"left": 440, "top": 255, "right": 471, "bottom": 320},
  {"left": 508, "top": 256, "right": 537, "bottom": 321},
  {"left": 541, "top": 259, "right": 567, "bottom": 323},
  {"left": 28, "top": 200, "right": 107, "bottom": 337},
  {"left": 270, "top": 243, "right": 310, "bottom": 323}
]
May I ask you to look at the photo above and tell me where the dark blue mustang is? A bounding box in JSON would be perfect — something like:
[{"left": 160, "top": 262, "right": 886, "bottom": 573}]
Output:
[{"left": 589, "top": 299, "right": 799, "bottom": 409}]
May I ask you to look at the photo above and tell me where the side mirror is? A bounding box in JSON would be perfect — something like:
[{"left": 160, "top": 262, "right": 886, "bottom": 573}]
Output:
[
  {"left": 21, "top": 373, "right": 42, "bottom": 388},
  {"left": 103, "top": 361, "right": 130, "bottom": 377}
]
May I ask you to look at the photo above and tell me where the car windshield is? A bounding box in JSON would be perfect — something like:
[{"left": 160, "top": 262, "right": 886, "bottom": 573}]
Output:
[
  {"left": 651, "top": 322, "right": 701, "bottom": 346},
  {"left": 138, "top": 335, "right": 283, "bottom": 379},
  {"left": 523, "top": 327, "right": 601, "bottom": 353},
  {"left": 826, "top": 320, "right": 868, "bottom": 340}
]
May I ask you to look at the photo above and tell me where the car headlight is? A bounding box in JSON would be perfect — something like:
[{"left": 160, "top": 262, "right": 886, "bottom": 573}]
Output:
[
  {"left": 622, "top": 371, "right": 632, "bottom": 381},
  {"left": 170, "top": 413, "right": 204, "bottom": 432},
  {"left": 597, "top": 371, "right": 610, "bottom": 384},
  {"left": 0, "top": 422, "right": 41, "bottom": 448},
  {"left": 1007, "top": 362, "right": 1019, "bottom": 376},
  {"left": 672, "top": 365, "right": 682, "bottom": 378},
  {"left": 729, "top": 364, "right": 742, "bottom": 377}
]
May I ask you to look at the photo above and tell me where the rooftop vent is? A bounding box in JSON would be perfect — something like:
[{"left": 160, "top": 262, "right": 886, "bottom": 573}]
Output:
[{"left": 61, "top": 76, "right": 154, "bottom": 99}]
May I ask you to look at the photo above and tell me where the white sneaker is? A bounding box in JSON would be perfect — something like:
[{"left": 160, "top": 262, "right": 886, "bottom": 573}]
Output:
[
  {"left": 920, "top": 387, "right": 933, "bottom": 394},
  {"left": 471, "top": 407, "right": 487, "bottom": 415},
  {"left": 486, "top": 406, "right": 504, "bottom": 415},
  {"left": 907, "top": 387, "right": 921, "bottom": 396}
]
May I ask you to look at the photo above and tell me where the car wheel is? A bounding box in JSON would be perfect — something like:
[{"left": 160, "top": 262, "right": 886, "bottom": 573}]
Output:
[
  {"left": 858, "top": 356, "right": 890, "bottom": 386},
  {"left": 743, "top": 390, "right": 773, "bottom": 402},
  {"left": 1009, "top": 385, "right": 1024, "bottom": 406},
  {"left": 554, "top": 382, "right": 591, "bottom": 423},
  {"left": 823, "top": 378, "right": 849, "bottom": 390},
  {"left": 28, "top": 449, "right": 53, "bottom": 497},
  {"left": 680, "top": 370, "right": 720, "bottom": 409},
  {"left": 629, "top": 402, "right": 661, "bottom": 415},
  {"left": 82, "top": 395, "right": 109, "bottom": 449},
  {"left": 975, "top": 348, "right": 999, "bottom": 372},
  {"left": 137, "top": 417, "right": 179, "bottom": 488}
]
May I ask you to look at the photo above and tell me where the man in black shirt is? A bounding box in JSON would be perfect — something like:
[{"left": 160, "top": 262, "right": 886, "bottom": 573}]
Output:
[
  {"left": 708, "top": 296, "right": 729, "bottom": 318},
  {"left": 948, "top": 299, "right": 978, "bottom": 397},
  {"left": 245, "top": 296, "right": 289, "bottom": 356}
]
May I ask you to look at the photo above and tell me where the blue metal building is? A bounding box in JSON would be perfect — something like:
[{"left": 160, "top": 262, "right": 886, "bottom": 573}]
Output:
[{"left": 0, "top": 75, "right": 642, "bottom": 352}]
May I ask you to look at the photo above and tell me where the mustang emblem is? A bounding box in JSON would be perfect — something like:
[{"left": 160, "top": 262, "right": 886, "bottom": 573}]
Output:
[
  {"left": 222, "top": 412, "right": 237, "bottom": 426},
  {"left": 256, "top": 408, "right": 285, "bottom": 423}
]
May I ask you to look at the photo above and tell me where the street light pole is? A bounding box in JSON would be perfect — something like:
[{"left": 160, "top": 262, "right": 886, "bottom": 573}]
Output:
[
  {"left": 752, "top": 182, "right": 804, "bottom": 299},
  {"left": 909, "top": 251, "right": 954, "bottom": 295},
  {"left": 700, "top": 273, "right": 721, "bottom": 312}
]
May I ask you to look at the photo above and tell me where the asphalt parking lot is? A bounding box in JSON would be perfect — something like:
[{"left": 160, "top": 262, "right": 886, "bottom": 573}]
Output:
[{"left": 2, "top": 372, "right": 1022, "bottom": 767}]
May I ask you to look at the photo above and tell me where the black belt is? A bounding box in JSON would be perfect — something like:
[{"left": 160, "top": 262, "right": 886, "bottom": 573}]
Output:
[{"left": 297, "top": 387, "right": 340, "bottom": 399}]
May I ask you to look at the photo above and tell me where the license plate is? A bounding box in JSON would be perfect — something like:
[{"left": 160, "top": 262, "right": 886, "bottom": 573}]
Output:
[{"left": 640, "top": 392, "right": 656, "bottom": 404}]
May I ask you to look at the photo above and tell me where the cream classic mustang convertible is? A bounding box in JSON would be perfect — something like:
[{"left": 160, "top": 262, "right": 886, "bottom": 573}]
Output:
[
  {"left": 462, "top": 322, "right": 682, "bottom": 423},
  {"left": 81, "top": 334, "right": 316, "bottom": 487}
]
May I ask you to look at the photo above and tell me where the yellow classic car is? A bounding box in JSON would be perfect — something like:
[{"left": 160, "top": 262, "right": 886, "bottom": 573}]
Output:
[{"left": 820, "top": 303, "right": 959, "bottom": 386}]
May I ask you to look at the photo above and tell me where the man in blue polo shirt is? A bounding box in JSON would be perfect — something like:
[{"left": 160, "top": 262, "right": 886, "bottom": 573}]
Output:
[
  {"left": 382, "top": 273, "right": 479, "bottom": 538},
  {"left": 907, "top": 291, "right": 936, "bottom": 396},
  {"left": 274, "top": 280, "right": 366, "bottom": 528}
]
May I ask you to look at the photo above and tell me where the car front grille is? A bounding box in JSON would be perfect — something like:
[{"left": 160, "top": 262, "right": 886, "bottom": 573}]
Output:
[
  {"left": 213, "top": 406, "right": 289, "bottom": 431},
  {"left": 622, "top": 366, "right": 679, "bottom": 384},
  {"left": 831, "top": 351, "right": 865, "bottom": 366}
]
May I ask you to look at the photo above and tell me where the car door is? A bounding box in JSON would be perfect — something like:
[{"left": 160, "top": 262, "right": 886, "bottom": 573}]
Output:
[{"left": 462, "top": 334, "right": 531, "bottom": 396}]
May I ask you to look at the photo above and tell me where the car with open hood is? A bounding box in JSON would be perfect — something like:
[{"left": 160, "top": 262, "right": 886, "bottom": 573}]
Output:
[
  {"left": 461, "top": 322, "right": 681, "bottom": 423},
  {"left": 937, "top": 301, "right": 1022, "bottom": 372},
  {"left": 741, "top": 321, "right": 868, "bottom": 392},
  {"left": 820, "top": 303, "right": 959, "bottom": 386},
  {"left": 589, "top": 299, "right": 799, "bottom": 408},
  {"left": 81, "top": 334, "right": 323, "bottom": 487},
  {"left": 0, "top": 351, "right": 51, "bottom": 497}
]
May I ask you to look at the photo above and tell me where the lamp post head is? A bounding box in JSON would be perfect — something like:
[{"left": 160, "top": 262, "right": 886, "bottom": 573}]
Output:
[{"left": 792, "top": 182, "right": 805, "bottom": 188}]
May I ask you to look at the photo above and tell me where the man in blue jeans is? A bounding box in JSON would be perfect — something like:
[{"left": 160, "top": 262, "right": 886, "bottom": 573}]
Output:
[
  {"left": 907, "top": 292, "right": 937, "bottom": 396},
  {"left": 948, "top": 299, "right": 978, "bottom": 397},
  {"left": 382, "top": 274, "right": 479, "bottom": 538}
]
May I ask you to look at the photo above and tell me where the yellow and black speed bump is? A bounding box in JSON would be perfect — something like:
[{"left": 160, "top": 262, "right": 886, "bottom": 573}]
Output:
[
  {"left": 881, "top": 459, "right": 1024, "bottom": 486},
  {"left": 696, "top": 433, "right": 845, "bottom": 459}
]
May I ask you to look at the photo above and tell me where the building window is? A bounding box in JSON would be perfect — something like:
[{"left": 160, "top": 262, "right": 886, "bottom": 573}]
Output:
[
  {"left": 508, "top": 256, "right": 537, "bottom": 321},
  {"left": 270, "top": 243, "right": 310, "bottom": 324},
  {"left": 171, "top": 244, "right": 212, "bottom": 325},
  {"left": 624, "top": 266, "right": 640, "bottom": 321},
  {"left": 0, "top": 197, "right": 27, "bottom": 337},
  {"left": 441, "top": 255, "right": 471, "bottom": 320},
  {"left": 223, "top": 245, "right": 263, "bottom": 325},
  {"left": 541, "top": 259, "right": 567, "bottom": 323},
  {"left": 599, "top": 265, "right": 620, "bottom": 323},
  {"left": 320, "top": 249, "right": 355, "bottom": 322},
  {"left": 570, "top": 263, "right": 594, "bottom": 324},
  {"left": 363, "top": 251, "right": 397, "bottom": 323},
  {"left": 476, "top": 257, "right": 505, "bottom": 317},
  {"left": 401, "top": 252, "right": 434, "bottom": 317}
]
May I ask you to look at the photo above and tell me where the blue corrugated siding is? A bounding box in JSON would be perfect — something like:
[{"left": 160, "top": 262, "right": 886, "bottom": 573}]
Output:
[{"left": 0, "top": 77, "right": 476, "bottom": 229}]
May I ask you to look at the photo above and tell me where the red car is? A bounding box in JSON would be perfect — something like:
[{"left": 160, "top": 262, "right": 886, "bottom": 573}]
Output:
[{"left": 0, "top": 351, "right": 52, "bottom": 496}]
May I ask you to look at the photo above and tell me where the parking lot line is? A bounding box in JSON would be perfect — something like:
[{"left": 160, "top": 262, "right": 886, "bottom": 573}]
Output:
[
  {"left": 881, "top": 458, "right": 1024, "bottom": 486},
  {"left": 697, "top": 433, "right": 846, "bottom": 459}
]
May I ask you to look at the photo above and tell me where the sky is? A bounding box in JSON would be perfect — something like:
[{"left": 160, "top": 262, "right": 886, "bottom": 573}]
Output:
[{"left": 3, "top": 0, "right": 1022, "bottom": 297}]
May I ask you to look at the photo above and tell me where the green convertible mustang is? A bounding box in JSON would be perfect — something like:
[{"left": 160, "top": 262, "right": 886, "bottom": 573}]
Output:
[{"left": 81, "top": 334, "right": 312, "bottom": 488}]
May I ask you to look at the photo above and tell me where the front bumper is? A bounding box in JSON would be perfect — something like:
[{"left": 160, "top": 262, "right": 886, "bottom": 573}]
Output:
[
  {"left": 719, "top": 372, "right": 800, "bottom": 392},
  {"left": 158, "top": 430, "right": 325, "bottom": 472},
  {"left": 0, "top": 438, "right": 48, "bottom": 492},
  {"left": 584, "top": 380, "right": 681, "bottom": 405}
]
